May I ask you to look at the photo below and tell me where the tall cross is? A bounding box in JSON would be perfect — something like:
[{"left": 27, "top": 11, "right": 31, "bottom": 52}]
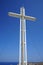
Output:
[{"left": 8, "top": 7, "right": 36, "bottom": 65}]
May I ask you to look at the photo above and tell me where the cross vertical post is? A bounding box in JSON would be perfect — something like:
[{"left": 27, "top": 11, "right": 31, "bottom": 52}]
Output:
[{"left": 19, "top": 7, "right": 27, "bottom": 65}]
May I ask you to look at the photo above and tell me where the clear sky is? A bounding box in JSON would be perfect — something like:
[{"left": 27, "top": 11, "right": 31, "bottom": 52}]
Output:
[{"left": 0, "top": 0, "right": 43, "bottom": 62}]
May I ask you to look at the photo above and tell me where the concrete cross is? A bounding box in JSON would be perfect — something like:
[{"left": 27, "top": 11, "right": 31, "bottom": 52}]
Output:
[{"left": 8, "top": 7, "right": 36, "bottom": 65}]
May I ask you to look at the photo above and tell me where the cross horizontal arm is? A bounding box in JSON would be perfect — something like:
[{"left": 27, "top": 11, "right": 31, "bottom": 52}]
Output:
[{"left": 8, "top": 12, "right": 36, "bottom": 21}]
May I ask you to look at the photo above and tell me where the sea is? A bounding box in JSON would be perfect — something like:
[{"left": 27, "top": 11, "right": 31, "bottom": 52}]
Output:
[{"left": 0, "top": 62, "right": 18, "bottom": 65}]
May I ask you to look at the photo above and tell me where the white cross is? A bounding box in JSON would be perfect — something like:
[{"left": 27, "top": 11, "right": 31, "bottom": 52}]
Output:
[{"left": 8, "top": 7, "right": 36, "bottom": 65}]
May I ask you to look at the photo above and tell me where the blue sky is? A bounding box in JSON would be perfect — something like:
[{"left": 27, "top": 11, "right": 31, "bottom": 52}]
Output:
[{"left": 0, "top": 0, "right": 43, "bottom": 62}]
